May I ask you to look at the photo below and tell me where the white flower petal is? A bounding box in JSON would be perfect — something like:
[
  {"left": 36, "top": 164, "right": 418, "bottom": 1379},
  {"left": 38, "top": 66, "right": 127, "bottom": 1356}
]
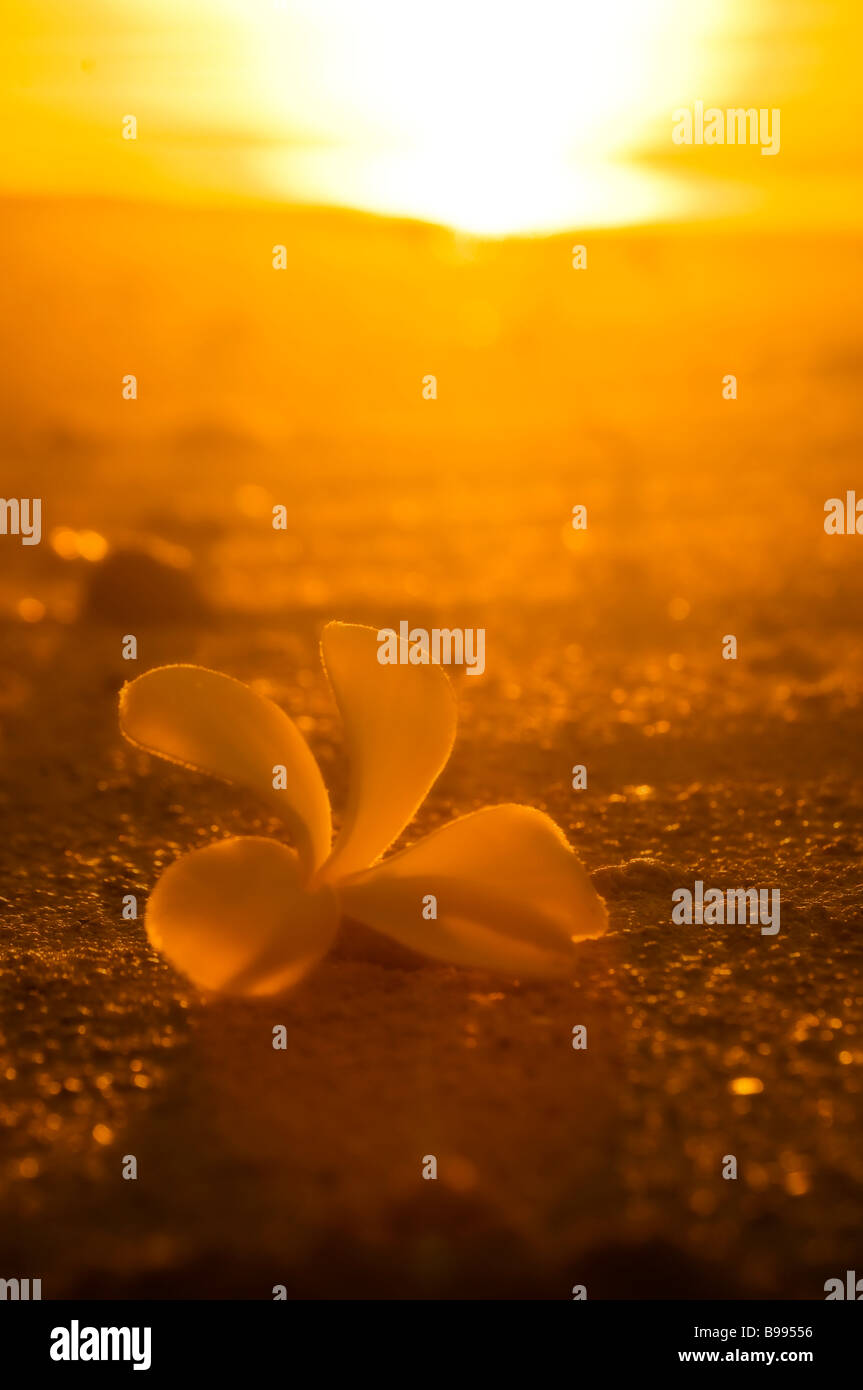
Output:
[
  {"left": 120, "top": 665, "right": 332, "bottom": 873},
  {"left": 339, "top": 805, "right": 607, "bottom": 976},
  {"left": 147, "top": 837, "right": 339, "bottom": 996},
  {"left": 319, "top": 622, "right": 456, "bottom": 880}
]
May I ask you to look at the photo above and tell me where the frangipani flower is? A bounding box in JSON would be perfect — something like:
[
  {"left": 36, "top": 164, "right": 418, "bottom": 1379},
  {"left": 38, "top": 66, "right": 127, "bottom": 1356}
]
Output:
[{"left": 119, "top": 622, "right": 607, "bottom": 996}]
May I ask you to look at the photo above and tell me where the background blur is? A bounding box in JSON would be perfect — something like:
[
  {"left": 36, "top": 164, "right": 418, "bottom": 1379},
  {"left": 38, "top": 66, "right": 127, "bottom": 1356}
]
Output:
[{"left": 1, "top": 0, "right": 863, "bottom": 1299}]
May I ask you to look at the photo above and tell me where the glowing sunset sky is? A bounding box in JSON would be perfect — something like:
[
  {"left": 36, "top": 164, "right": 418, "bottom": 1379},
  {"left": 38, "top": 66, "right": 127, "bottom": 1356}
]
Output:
[{"left": 2, "top": 0, "right": 861, "bottom": 233}]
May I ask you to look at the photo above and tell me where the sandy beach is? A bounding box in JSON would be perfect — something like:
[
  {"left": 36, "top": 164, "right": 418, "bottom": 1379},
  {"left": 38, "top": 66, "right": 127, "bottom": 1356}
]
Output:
[{"left": 1, "top": 199, "right": 861, "bottom": 1297}]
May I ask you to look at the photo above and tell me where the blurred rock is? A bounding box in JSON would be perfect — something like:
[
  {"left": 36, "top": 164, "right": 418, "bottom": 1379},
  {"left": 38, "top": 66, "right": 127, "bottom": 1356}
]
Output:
[{"left": 81, "top": 544, "right": 210, "bottom": 625}]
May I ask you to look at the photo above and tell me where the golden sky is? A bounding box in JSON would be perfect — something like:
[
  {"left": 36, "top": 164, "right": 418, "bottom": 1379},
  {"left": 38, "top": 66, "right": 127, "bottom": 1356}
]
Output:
[{"left": 2, "top": 0, "right": 862, "bottom": 233}]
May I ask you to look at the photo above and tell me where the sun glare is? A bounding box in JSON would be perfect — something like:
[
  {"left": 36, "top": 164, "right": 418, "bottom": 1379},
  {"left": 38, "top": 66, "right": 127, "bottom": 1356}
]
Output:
[
  {"left": 1, "top": 0, "right": 743, "bottom": 234},
  {"left": 214, "top": 0, "right": 733, "bottom": 233}
]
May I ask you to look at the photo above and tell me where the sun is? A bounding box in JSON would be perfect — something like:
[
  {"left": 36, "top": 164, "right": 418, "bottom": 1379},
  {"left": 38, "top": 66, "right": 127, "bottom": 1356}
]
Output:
[
  {"left": 224, "top": 0, "right": 733, "bottom": 234},
  {"left": 0, "top": 0, "right": 737, "bottom": 234}
]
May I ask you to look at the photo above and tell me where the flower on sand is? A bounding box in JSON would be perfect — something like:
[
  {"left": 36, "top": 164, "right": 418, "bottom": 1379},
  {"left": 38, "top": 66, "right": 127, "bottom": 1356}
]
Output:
[{"left": 119, "top": 622, "right": 607, "bottom": 996}]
